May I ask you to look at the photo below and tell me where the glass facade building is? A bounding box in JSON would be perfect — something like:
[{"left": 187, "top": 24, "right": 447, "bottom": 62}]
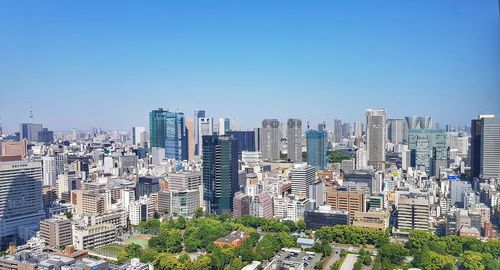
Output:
[
  {"left": 202, "top": 135, "right": 239, "bottom": 214},
  {"left": 149, "top": 108, "right": 188, "bottom": 160},
  {"left": 226, "top": 131, "right": 255, "bottom": 160},
  {"left": 306, "top": 129, "right": 328, "bottom": 170}
]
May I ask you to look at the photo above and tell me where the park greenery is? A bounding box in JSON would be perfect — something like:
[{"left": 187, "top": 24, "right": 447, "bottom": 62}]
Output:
[
  {"left": 118, "top": 214, "right": 500, "bottom": 270},
  {"left": 327, "top": 151, "right": 352, "bottom": 164},
  {"left": 118, "top": 214, "right": 301, "bottom": 269}
]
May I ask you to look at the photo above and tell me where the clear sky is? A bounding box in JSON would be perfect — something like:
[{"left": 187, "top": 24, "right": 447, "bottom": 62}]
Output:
[{"left": 0, "top": 0, "right": 499, "bottom": 132}]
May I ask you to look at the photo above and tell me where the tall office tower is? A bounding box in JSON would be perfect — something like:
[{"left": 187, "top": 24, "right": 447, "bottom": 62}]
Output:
[
  {"left": 202, "top": 135, "right": 238, "bottom": 214},
  {"left": 20, "top": 123, "right": 43, "bottom": 142},
  {"left": 353, "top": 121, "right": 362, "bottom": 137},
  {"left": 198, "top": 117, "right": 213, "bottom": 157},
  {"left": 290, "top": 164, "right": 316, "bottom": 198},
  {"left": 261, "top": 119, "right": 280, "bottom": 161},
  {"left": 226, "top": 130, "right": 256, "bottom": 159},
  {"left": 355, "top": 149, "right": 368, "bottom": 170},
  {"left": 475, "top": 115, "right": 500, "bottom": 179},
  {"left": 132, "top": 127, "right": 146, "bottom": 147},
  {"left": 193, "top": 110, "right": 206, "bottom": 156},
  {"left": 397, "top": 192, "right": 430, "bottom": 230},
  {"left": 403, "top": 116, "right": 432, "bottom": 143},
  {"left": 149, "top": 108, "right": 168, "bottom": 148},
  {"left": 306, "top": 128, "right": 328, "bottom": 170},
  {"left": 333, "top": 119, "right": 342, "bottom": 143},
  {"left": 0, "top": 160, "right": 45, "bottom": 246},
  {"left": 185, "top": 118, "right": 195, "bottom": 161},
  {"left": 218, "top": 118, "right": 231, "bottom": 135},
  {"left": 233, "top": 192, "right": 251, "bottom": 218},
  {"left": 387, "top": 119, "right": 404, "bottom": 145},
  {"left": 366, "top": 109, "right": 387, "bottom": 167},
  {"left": 165, "top": 111, "right": 188, "bottom": 161},
  {"left": 408, "top": 130, "right": 450, "bottom": 174},
  {"left": 42, "top": 156, "right": 57, "bottom": 187},
  {"left": 253, "top": 127, "right": 261, "bottom": 151},
  {"left": 342, "top": 123, "right": 352, "bottom": 138},
  {"left": 149, "top": 108, "right": 188, "bottom": 160},
  {"left": 287, "top": 119, "right": 302, "bottom": 162},
  {"left": 37, "top": 128, "right": 54, "bottom": 144}
]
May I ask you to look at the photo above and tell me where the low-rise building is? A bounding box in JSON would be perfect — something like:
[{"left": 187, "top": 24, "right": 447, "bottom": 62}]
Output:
[
  {"left": 72, "top": 223, "right": 116, "bottom": 251},
  {"left": 213, "top": 231, "right": 249, "bottom": 248},
  {"left": 39, "top": 216, "right": 73, "bottom": 248}
]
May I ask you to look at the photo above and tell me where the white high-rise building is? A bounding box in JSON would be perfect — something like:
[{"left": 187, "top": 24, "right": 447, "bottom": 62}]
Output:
[
  {"left": 129, "top": 196, "right": 151, "bottom": 226},
  {"left": 218, "top": 118, "right": 231, "bottom": 135},
  {"left": 287, "top": 119, "right": 302, "bottom": 163},
  {"left": 355, "top": 149, "right": 368, "bottom": 170},
  {"left": 198, "top": 117, "right": 213, "bottom": 156},
  {"left": 132, "top": 126, "right": 146, "bottom": 147},
  {"left": 353, "top": 121, "right": 362, "bottom": 137},
  {"left": 366, "top": 109, "right": 387, "bottom": 167},
  {"left": 387, "top": 119, "right": 404, "bottom": 145},
  {"left": 261, "top": 119, "right": 281, "bottom": 161},
  {"left": 42, "top": 156, "right": 57, "bottom": 187},
  {"left": 290, "top": 164, "right": 316, "bottom": 198}
]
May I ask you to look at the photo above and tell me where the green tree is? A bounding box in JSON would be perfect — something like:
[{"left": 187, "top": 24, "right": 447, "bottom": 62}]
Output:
[
  {"left": 153, "top": 253, "right": 185, "bottom": 270},
  {"left": 461, "top": 251, "right": 484, "bottom": 270},
  {"left": 194, "top": 208, "right": 204, "bottom": 218},
  {"left": 378, "top": 244, "right": 408, "bottom": 266},
  {"left": 225, "top": 257, "right": 244, "bottom": 270},
  {"left": 63, "top": 211, "right": 73, "bottom": 219},
  {"left": 148, "top": 228, "right": 182, "bottom": 253},
  {"left": 187, "top": 255, "right": 212, "bottom": 270}
]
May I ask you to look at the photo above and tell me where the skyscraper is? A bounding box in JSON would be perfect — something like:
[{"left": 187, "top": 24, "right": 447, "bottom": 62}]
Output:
[
  {"left": 387, "top": 119, "right": 404, "bottom": 145},
  {"left": 193, "top": 110, "right": 206, "bottom": 156},
  {"left": 306, "top": 128, "right": 328, "bottom": 170},
  {"left": 132, "top": 127, "right": 146, "bottom": 147},
  {"left": 334, "top": 119, "right": 342, "bottom": 143},
  {"left": 261, "top": 119, "right": 280, "bottom": 161},
  {"left": 353, "top": 121, "right": 362, "bottom": 137},
  {"left": 287, "top": 119, "right": 302, "bottom": 162},
  {"left": 185, "top": 118, "right": 196, "bottom": 161},
  {"left": 149, "top": 108, "right": 168, "bottom": 148},
  {"left": 218, "top": 118, "right": 231, "bottom": 135},
  {"left": 366, "top": 109, "right": 386, "bottom": 167},
  {"left": 198, "top": 117, "right": 213, "bottom": 156},
  {"left": 20, "top": 123, "right": 43, "bottom": 142},
  {"left": 149, "top": 108, "right": 188, "bottom": 160},
  {"left": 0, "top": 160, "right": 45, "bottom": 246},
  {"left": 202, "top": 135, "right": 238, "bottom": 214},
  {"left": 226, "top": 130, "right": 256, "bottom": 160},
  {"left": 472, "top": 115, "right": 500, "bottom": 180}
]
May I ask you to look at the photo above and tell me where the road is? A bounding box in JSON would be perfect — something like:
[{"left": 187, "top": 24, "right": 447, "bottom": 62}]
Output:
[{"left": 340, "top": 254, "right": 358, "bottom": 270}]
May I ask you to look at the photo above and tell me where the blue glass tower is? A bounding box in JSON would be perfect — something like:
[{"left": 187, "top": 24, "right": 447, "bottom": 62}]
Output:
[
  {"left": 149, "top": 108, "right": 188, "bottom": 160},
  {"left": 226, "top": 130, "right": 255, "bottom": 159},
  {"left": 306, "top": 129, "right": 328, "bottom": 170}
]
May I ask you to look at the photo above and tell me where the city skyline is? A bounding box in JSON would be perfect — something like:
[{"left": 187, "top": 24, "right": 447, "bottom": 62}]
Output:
[{"left": 1, "top": 1, "right": 499, "bottom": 131}]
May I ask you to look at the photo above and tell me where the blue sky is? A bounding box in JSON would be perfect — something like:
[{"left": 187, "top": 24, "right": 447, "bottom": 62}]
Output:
[{"left": 0, "top": 1, "right": 499, "bottom": 132}]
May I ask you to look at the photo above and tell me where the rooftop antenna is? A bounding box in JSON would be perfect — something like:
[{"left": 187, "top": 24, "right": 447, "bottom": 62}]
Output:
[{"left": 29, "top": 107, "right": 33, "bottom": 123}]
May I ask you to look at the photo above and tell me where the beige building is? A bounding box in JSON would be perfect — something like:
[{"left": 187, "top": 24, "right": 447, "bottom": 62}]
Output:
[
  {"left": 326, "top": 189, "right": 365, "bottom": 217},
  {"left": 71, "top": 190, "right": 107, "bottom": 215},
  {"left": 352, "top": 209, "right": 389, "bottom": 230},
  {"left": 186, "top": 118, "right": 195, "bottom": 161},
  {"left": 397, "top": 192, "right": 430, "bottom": 230},
  {"left": 40, "top": 217, "right": 73, "bottom": 248},
  {"left": 0, "top": 140, "right": 27, "bottom": 158},
  {"left": 72, "top": 223, "right": 116, "bottom": 251}
]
